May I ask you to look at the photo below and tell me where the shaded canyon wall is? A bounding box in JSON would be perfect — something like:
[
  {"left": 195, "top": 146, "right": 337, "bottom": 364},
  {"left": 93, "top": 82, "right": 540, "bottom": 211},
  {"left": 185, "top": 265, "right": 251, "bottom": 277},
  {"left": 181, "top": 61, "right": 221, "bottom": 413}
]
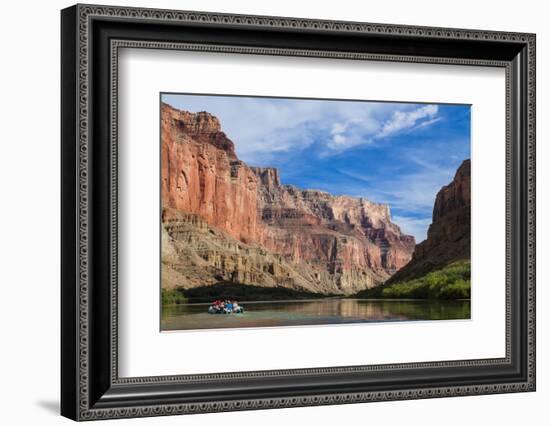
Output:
[{"left": 386, "top": 159, "right": 471, "bottom": 284}]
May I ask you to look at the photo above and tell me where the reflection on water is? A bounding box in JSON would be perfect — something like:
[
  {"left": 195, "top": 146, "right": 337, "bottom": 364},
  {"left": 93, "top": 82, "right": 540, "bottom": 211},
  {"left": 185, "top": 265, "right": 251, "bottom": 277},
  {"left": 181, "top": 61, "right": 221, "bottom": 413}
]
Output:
[{"left": 161, "top": 298, "right": 470, "bottom": 331}]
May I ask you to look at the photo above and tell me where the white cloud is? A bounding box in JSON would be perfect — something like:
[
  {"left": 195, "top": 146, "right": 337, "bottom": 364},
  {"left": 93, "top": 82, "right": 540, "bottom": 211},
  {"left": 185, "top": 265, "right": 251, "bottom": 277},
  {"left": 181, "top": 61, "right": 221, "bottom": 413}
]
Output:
[
  {"left": 331, "top": 134, "right": 347, "bottom": 146},
  {"left": 372, "top": 165, "right": 455, "bottom": 214},
  {"left": 330, "top": 122, "right": 348, "bottom": 135},
  {"left": 392, "top": 215, "right": 432, "bottom": 243},
  {"left": 326, "top": 117, "right": 380, "bottom": 151},
  {"left": 326, "top": 104, "right": 441, "bottom": 152},
  {"left": 163, "top": 94, "right": 327, "bottom": 158},
  {"left": 411, "top": 116, "right": 442, "bottom": 131},
  {"left": 377, "top": 104, "right": 439, "bottom": 138},
  {"left": 162, "top": 95, "right": 442, "bottom": 162}
]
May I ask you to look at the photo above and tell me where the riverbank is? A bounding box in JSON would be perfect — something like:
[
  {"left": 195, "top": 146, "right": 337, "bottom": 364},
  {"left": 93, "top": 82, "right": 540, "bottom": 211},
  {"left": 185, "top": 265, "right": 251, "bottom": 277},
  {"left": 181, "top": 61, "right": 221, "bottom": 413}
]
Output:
[
  {"left": 162, "top": 282, "right": 332, "bottom": 304},
  {"left": 162, "top": 260, "right": 470, "bottom": 306},
  {"left": 355, "top": 260, "right": 471, "bottom": 300}
]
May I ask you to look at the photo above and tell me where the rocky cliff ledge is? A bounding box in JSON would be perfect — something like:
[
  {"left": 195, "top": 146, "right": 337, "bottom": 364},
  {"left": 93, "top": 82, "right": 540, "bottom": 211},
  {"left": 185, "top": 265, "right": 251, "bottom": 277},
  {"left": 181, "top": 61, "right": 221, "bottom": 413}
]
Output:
[
  {"left": 386, "top": 159, "right": 471, "bottom": 284},
  {"left": 161, "top": 102, "right": 415, "bottom": 295}
]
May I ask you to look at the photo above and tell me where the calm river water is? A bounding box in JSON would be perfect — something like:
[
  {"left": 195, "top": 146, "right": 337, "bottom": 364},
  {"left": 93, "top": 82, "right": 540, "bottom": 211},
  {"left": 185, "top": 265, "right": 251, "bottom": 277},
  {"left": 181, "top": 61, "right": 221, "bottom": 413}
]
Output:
[{"left": 161, "top": 298, "right": 470, "bottom": 331}]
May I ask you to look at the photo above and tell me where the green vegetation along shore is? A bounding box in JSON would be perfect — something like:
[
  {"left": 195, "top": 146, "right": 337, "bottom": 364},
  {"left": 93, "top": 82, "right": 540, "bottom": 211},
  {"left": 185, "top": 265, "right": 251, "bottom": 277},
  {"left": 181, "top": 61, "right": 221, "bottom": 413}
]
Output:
[
  {"left": 161, "top": 288, "right": 188, "bottom": 305},
  {"left": 356, "top": 260, "right": 470, "bottom": 300},
  {"left": 162, "top": 261, "right": 470, "bottom": 306}
]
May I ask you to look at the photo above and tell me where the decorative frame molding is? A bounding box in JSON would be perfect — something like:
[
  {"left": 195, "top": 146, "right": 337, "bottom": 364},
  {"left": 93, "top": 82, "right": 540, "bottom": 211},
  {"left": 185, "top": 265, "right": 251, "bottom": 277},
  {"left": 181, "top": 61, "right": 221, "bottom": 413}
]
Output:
[{"left": 61, "top": 4, "right": 536, "bottom": 421}]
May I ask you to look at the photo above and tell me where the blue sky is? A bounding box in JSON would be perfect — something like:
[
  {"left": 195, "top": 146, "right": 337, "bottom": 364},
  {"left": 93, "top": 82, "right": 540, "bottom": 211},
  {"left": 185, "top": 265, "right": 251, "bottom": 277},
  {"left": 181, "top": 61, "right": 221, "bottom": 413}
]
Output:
[{"left": 162, "top": 93, "right": 471, "bottom": 242}]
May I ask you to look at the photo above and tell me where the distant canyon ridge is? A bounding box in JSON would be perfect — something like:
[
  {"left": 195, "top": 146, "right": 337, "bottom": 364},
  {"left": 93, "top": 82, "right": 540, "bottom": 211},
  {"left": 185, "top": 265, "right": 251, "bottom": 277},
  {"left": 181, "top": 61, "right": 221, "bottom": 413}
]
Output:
[{"left": 160, "top": 102, "right": 468, "bottom": 296}]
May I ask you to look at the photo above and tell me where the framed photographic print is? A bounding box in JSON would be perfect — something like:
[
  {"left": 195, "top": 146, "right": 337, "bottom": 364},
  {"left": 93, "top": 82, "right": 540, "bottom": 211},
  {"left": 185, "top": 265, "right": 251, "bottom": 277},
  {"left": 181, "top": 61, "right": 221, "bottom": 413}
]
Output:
[
  {"left": 61, "top": 4, "right": 536, "bottom": 421},
  {"left": 159, "top": 93, "right": 472, "bottom": 331}
]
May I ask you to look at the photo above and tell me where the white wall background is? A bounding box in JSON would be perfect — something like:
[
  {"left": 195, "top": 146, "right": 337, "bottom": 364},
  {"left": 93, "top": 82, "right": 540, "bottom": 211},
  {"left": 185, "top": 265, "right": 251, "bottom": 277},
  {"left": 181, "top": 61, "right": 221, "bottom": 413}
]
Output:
[{"left": 0, "top": 0, "right": 546, "bottom": 424}]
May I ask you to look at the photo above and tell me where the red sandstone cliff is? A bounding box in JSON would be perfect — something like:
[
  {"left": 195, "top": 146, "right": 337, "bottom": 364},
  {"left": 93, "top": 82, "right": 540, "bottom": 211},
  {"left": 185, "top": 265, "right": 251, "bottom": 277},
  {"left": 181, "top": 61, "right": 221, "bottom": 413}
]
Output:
[
  {"left": 161, "top": 103, "right": 415, "bottom": 295},
  {"left": 250, "top": 167, "right": 415, "bottom": 276},
  {"left": 161, "top": 104, "right": 261, "bottom": 244},
  {"left": 386, "top": 159, "right": 471, "bottom": 284}
]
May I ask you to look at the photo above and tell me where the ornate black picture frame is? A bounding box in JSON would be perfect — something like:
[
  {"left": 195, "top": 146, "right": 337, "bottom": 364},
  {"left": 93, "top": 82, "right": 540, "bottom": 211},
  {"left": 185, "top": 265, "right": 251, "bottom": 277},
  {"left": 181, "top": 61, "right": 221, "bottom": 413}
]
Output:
[{"left": 61, "top": 4, "right": 536, "bottom": 421}]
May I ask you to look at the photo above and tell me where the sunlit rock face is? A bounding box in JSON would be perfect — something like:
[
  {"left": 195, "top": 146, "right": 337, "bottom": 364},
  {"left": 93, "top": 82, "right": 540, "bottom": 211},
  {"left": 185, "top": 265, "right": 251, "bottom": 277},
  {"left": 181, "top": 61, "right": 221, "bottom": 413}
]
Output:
[
  {"left": 161, "top": 103, "right": 415, "bottom": 295},
  {"left": 387, "top": 159, "right": 471, "bottom": 284}
]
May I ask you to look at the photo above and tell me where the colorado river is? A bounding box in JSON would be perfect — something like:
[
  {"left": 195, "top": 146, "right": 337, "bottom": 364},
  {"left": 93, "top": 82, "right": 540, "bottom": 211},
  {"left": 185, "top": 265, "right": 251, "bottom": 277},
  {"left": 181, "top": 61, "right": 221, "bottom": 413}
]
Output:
[{"left": 161, "top": 298, "right": 470, "bottom": 331}]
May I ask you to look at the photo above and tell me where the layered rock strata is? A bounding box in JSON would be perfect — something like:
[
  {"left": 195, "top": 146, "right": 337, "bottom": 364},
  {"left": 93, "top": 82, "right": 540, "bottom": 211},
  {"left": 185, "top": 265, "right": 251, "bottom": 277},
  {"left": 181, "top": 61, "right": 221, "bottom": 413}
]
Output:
[{"left": 161, "top": 102, "right": 416, "bottom": 295}]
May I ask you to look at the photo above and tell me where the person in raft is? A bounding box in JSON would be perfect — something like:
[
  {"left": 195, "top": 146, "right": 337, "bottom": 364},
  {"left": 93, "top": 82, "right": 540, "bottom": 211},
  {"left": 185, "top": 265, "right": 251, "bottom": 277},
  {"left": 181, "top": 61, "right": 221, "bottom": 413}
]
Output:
[
  {"left": 208, "top": 299, "right": 244, "bottom": 314},
  {"left": 229, "top": 300, "right": 244, "bottom": 313}
]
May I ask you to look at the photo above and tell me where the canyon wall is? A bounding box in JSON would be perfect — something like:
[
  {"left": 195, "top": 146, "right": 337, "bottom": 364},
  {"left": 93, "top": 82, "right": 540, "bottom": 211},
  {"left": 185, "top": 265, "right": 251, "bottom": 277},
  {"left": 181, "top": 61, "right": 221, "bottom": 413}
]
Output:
[
  {"left": 386, "top": 159, "right": 471, "bottom": 284},
  {"left": 161, "top": 104, "right": 261, "bottom": 244},
  {"left": 161, "top": 102, "right": 415, "bottom": 295}
]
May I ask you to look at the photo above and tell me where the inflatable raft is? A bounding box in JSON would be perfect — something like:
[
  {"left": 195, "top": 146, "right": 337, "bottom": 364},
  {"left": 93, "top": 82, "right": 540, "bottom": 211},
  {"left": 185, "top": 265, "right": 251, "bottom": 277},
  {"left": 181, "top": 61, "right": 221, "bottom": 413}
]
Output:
[{"left": 207, "top": 303, "right": 245, "bottom": 314}]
